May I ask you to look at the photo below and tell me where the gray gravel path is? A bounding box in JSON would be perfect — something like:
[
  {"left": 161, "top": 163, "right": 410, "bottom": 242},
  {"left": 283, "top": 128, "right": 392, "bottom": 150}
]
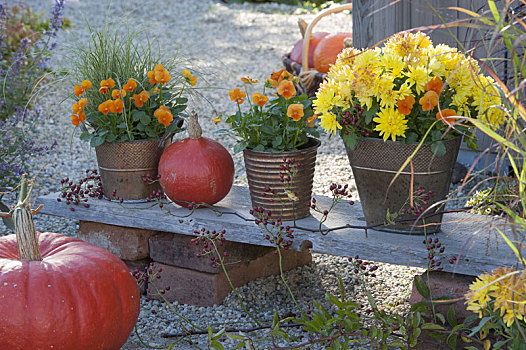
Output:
[{"left": 6, "top": 1, "right": 424, "bottom": 349}]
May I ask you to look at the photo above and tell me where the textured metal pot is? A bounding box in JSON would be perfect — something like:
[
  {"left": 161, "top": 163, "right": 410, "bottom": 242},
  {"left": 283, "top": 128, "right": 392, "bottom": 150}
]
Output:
[
  {"left": 95, "top": 139, "right": 164, "bottom": 201},
  {"left": 346, "top": 137, "right": 461, "bottom": 234},
  {"left": 243, "top": 138, "right": 320, "bottom": 221}
]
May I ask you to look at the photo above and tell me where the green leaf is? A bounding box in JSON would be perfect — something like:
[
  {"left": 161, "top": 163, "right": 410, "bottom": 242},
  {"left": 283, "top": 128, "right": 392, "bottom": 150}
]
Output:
[
  {"left": 447, "top": 305, "right": 457, "bottom": 327},
  {"left": 410, "top": 302, "right": 430, "bottom": 313},
  {"left": 210, "top": 340, "right": 224, "bottom": 350},
  {"left": 468, "top": 316, "right": 492, "bottom": 337},
  {"left": 405, "top": 132, "right": 418, "bottom": 144},
  {"left": 414, "top": 275, "right": 429, "bottom": 299},
  {"left": 436, "top": 313, "right": 446, "bottom": 325},
  {"left": 90, "top": 136, "right": 105, "bottom": 147},
  {"left": 421, "top": 323, "right": 445, "bottom": 330},
  {"left": 431, "top": 141, "right": 446, "bottom": 157},
  {"left": 233, "top": 141, "right": 248, "bottom": 153},
  {"left": 446, "top": 333, "right": 457, "bottom": 349},
  {"left": 272, "top": 136, "right": 283, "bottom": 148},
  {"left": 80, "top": 131, "right": 92, "bottom": 141},
  {"left": 341, "top": 131, "right": 357, "bottom": 150},
  {"left": 139, "top": 113, "right": 151, "bottom": 125},
  {"left": 363, "top": 103, "right": 378, "bottom": 124},
  {"left": 176, "top": 97, "right": 188, "bottom": 104},
  {"left": 131, "top": 110, "right": 146, "bottom": 122}
]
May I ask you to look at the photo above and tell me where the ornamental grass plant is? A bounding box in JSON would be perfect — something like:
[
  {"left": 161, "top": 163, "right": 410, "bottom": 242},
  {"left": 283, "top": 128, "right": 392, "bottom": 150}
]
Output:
[
  {"left": 67, "top": 23, "right": 196, "bottom": 147},
  {"left": 218, "top": 69, "right": 320, "bottom": 153},
  {"left": 313, "top": 31, "right": 505, "bottom": 156}
]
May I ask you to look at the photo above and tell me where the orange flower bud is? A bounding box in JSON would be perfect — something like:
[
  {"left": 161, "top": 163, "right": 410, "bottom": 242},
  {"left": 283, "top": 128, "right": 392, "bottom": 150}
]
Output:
[
  {"left": 212, "top": 117, "right": 221, "bottom": 125},
  {"left": 78, "top": 111, "right": 86, "bottom": 124}
]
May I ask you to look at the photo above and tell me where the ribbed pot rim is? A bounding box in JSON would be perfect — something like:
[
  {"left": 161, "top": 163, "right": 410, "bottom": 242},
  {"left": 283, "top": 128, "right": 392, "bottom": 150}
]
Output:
[
  {"left": 95, "top": 138, "right": 162, "bottom": 147},
  {"left": 349, "top": 135, "right": 462, "bottom": 148},
  {"left": 243, "top": 137, "right": 321, "bottom": 156}
]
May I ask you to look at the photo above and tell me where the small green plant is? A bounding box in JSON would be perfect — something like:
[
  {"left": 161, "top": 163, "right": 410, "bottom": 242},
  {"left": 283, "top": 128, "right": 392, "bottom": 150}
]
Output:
[{"left": 217, "top": 70, "right": 320, "bottom": 153}]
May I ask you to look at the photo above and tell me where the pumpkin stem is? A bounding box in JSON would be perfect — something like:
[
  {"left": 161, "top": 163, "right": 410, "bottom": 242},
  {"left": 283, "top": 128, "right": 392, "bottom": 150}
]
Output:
[
  {"left": 188, "top": 112, "right": 202, "bottom": 140},
  {"left": 13, "top": 174, "right": 42, "bottom": 261}
]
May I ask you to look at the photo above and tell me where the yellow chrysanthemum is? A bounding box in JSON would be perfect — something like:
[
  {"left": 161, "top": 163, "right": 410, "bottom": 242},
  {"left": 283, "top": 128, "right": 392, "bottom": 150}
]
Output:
[
  {"left": 318, "top": 112, "right": 342, "bottom": 135},
  {"left": 381, "top": 52, "right": 405, "bottom": 77},
  {"left": 404, "top": 65, "right": 428, "bottom": 94},
  {"left": 373, "top": 107, "right": 408, "bottom": 141},
  {"left": 314, "top": 83, "right": 342, "bottom": 115}
]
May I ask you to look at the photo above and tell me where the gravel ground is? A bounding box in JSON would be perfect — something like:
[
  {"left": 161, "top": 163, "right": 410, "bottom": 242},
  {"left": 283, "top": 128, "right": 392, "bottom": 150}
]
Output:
[{"left": 4, "top": 0, "right": 434, "bottom": 349}]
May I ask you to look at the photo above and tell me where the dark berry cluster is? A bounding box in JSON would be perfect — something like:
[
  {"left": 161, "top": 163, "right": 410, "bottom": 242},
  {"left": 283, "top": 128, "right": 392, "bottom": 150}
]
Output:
[
  {"left": 340, "top": 107, "right": 373, "bottom": 137},
  {"left": 57, "top": 169, "right": 103, "bottom": 211},
  {"left": 250, "top": 206, "right": 293, "bottom": 250},
  {"left": 348, "top": 255, "right": 379, "bottom": 278},
  {"left": 279, "top": 157, "right": 301, "bottom": 184},
  {"left": 141, "top": 173, "right": 161, "bottom": 184},
  {"left": 132, "top": 262, "right": 170, "bottom": 302},
  {"left": 261, "top": 186, "right": 277, "bottom": 203},
  {"left": 400, "top": 187, "right": 434, "bottom": 217},
  {"left": 309, "top": 184, "right": 354, "bottom": 220},
  {"left": 191, "top": 228, "right": 227, "bottom": 269},
  {"left": 145, "top": 189, "right": 167, "bottom": 207},
  {"left": 423, "top": 236, "right": 456, "bottom": 270}
]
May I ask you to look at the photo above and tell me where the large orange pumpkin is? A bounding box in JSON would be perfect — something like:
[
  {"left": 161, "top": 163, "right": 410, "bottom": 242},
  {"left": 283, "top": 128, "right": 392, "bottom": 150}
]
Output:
[
  {"left": 289, "top": 32, "right": 329, "bottom": 68},
  {"left": 0, "top": 176, "right": 140, "bottom": 350},
  {"left": 313, "top": 32, "right": 353, "bottom": 73},
  {"left": 159, "top": 113, "right": 235, "bottom": 206}
]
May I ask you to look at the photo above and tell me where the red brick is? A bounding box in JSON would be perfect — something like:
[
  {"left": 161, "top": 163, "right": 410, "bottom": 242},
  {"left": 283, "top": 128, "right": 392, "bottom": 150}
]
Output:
[
  {"left": 149, "top": 248, "right": 311, "bottom": 306},
  {"left": 78, "top": 221, "right": 156, "bottom": 261},
  {"left": 149, "top": 233, "right": 275, "bottom": 273}
]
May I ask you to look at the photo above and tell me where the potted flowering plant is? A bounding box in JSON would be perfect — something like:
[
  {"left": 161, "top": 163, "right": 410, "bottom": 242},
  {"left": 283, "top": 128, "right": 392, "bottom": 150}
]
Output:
[
  {"left": 68, "top": 26, "right": 197, "bottom": 200},
  {"left": 314, "top": 31, "right": 504, "bottom": 233},
  {"left": 217, "top": 70, "right": 321, "bottom": 220}
]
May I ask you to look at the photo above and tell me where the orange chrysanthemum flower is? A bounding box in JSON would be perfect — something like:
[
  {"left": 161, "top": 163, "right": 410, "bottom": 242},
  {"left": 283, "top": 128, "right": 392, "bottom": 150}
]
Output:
[
  {"left": 425, "top": 76, "right": 444, "bottom": 95},
  {"left": 70, "top": 114, "right": 80, "bottom": 127},
  {"left": 396, "top": 95, "right": 415, "bottom": 115},
  {"left": 419, "top": 91, "right": 439, "bottom": 111},
  {"left": 123, "top": 78, "right": 137, "bottom": 92},
  {"left": 98, "top": 100, "right": 112, "bottom": 115},
  {"left": 81, "top": 80, "right": 92, "bottom": 90},
  {"left": 109, "top": 99, "right": 124, "bottom": 113},
  {"left": 436, "top": 109, "right": 457, "bottom": 124},
  {"left": 252, "top": 93, "right": 268, "bottom": 107},
  {"left": 287, "top": 104, "right": 304, "bottom": 121},
  {"left": 74, "top": 85, "right": 84, "bottom": 97},
  {"left": 132, "top": 91, "right": 150, "bottom": 107},
  {"left": 229, "top": 88, "right": 246, "bottom": 104},
  {"left": 277, "top": 80, "right": 296, "bottom": 100},
  {"left": 154, "top": 105, "right": 173, "bottom": 126}
]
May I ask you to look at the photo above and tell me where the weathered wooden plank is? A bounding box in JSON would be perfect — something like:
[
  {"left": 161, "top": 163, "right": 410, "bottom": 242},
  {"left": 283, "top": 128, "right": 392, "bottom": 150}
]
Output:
[{"left": 37, "top": 186, "right": 520, "bottom": 276}]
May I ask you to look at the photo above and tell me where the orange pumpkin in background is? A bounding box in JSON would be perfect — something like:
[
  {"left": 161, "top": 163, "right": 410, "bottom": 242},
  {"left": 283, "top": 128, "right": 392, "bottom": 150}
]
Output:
[
  {"left": 313, "top": 32, "right": 353, "bottom": 73},
  {"left": 289, "top": 32, "right": 329, "bottom": 68}
]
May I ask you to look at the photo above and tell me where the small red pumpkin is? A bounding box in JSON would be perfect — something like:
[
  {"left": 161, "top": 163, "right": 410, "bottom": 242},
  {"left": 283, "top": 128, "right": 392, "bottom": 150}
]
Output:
[
  {"left": 313, "top": 32, "right": 353, "bottom": 73},
  {"left": 289, "top": 32, "right": 329, "bottom": 68},
  {"left": 159, "top": 113, "right": 235, "bottom": 206},
  {"left": 0, "top": 176, "right": 140, "bottom": 350}
]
